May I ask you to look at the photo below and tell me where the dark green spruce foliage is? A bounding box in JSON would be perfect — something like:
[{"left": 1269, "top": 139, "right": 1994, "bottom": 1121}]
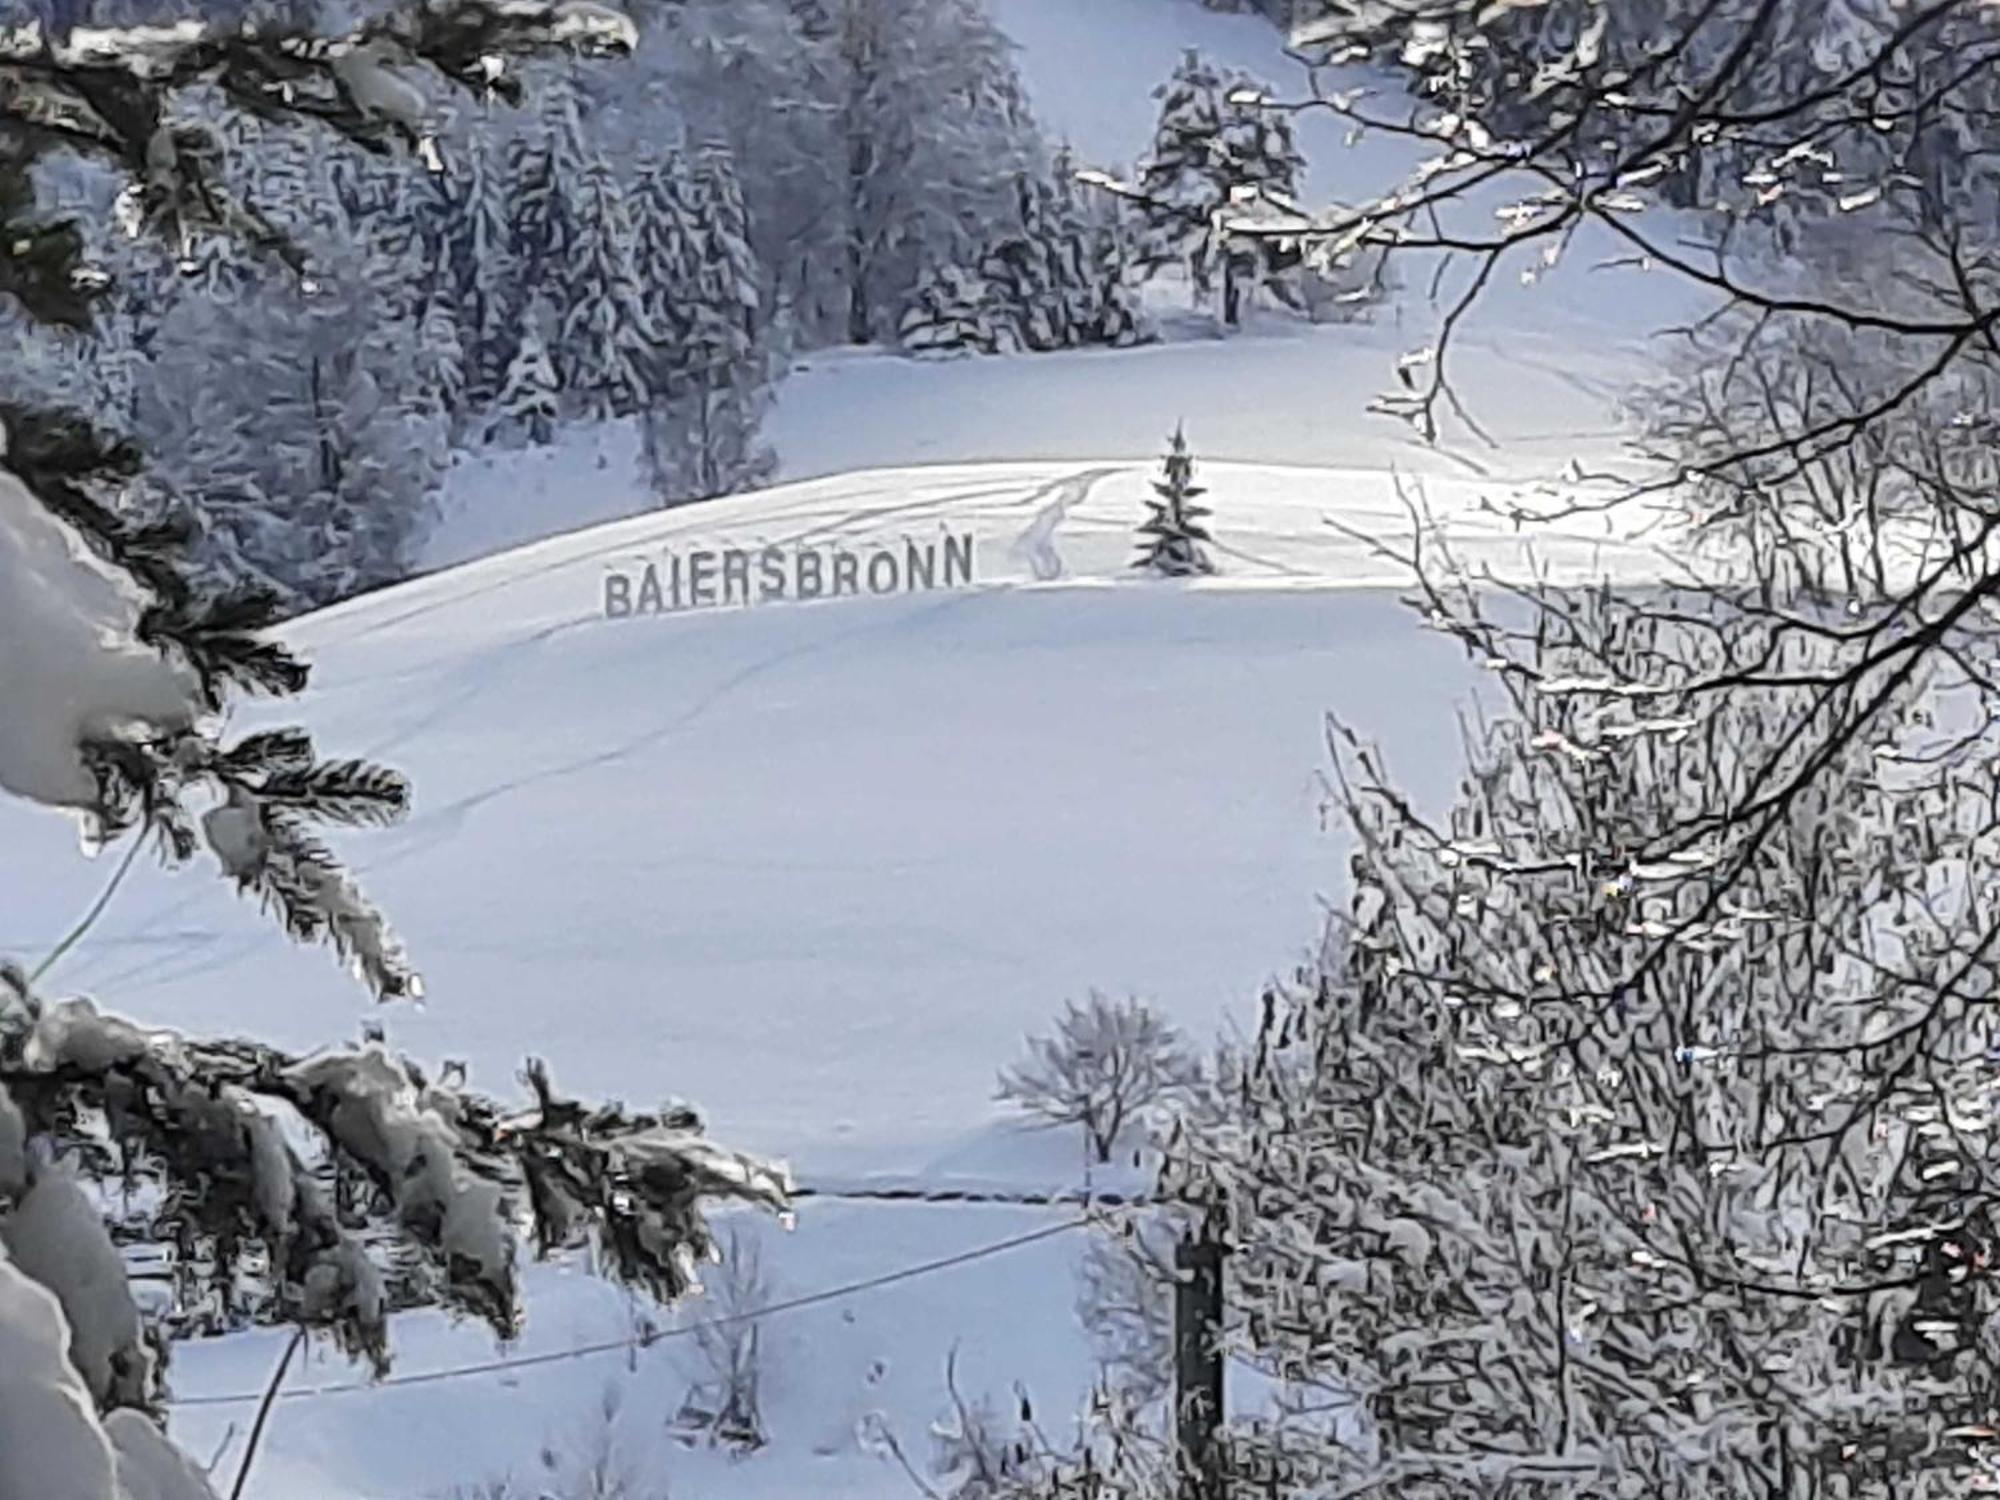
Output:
[{"left": 1135, "top": 425, "right": 1215, "bottom": 577}]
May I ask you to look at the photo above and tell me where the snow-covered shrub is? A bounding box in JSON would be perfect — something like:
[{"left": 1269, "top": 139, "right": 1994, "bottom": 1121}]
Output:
[
  {"left": 928, "top": 1355, "right": 1044, "bottom": 1500},
  {"left": 1074, "top": 1213, "right": 1179, "bottom": 1408},
  {"left": 453, "top": 1384, "right": 660, "bottom": 1500},
  {"left": 1292, "top": 237, "right": 1395, "bottom": 324},
  {"left": 673, "top": 1224, "right": 771, "bottom": 1452},
  {"left": 997, "top": 992, "right": 1195, "bottom": 1164},
  {"left": 923, "top": 1360, "right": 1173, "bottom": 1500},
  {"left": 900, "top": 161, "right": 1153, "bottom": 358},
  {"left": 899, "top": 264, "right": 1009, "bottom": 356},
  {"left": 1154, "top": 588, "right": 2000, "bottom": 1497}
]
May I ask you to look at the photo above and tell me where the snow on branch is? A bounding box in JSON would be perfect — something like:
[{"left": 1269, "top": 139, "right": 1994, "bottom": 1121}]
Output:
[
  {"left": 1, "top": 442, "right": 425, "bottom": 996},
  {"left": 0, "top": 980, "right": 790, "bottom": 1372},
  {"left": 0, "top": 0, "right": 638, "bottom": 326},
  {"left": 1159, "top": 577, "right": 2000, "bottom": 1496}
]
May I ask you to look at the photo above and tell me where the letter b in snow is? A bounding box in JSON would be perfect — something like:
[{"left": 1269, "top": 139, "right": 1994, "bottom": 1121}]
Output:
[{"left": 604, "top": 571, "right": 634, "bottom": 618}]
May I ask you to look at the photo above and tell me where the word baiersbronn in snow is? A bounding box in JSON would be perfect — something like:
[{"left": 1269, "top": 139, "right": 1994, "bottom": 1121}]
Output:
[{"left": 603, "top": 534, "right": 976, "bottom": 617}]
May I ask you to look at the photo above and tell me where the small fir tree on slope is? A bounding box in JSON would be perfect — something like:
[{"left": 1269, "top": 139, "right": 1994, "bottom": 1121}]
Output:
[{"left": 1134, "top": 426, "right": 1215, "bottom": 577}]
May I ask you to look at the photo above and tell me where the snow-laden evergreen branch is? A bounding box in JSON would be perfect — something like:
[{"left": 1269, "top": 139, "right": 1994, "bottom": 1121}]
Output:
[
  {"left": 0, "top": 9, "right": 796, "bottom": 1496},
  {"left": 0, "top": 971, "right": 790, "bottom": 1380}
]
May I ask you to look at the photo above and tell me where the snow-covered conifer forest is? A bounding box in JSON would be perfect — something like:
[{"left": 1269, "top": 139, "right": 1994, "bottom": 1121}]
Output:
[{"left": 5, "top": 0, "right": 2000, "bottom": 1496}]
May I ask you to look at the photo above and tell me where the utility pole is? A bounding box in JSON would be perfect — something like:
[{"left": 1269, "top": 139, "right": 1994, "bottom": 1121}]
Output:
[{"left": 1174, "top": 1199, "right": 1227, "bottom": 1500}]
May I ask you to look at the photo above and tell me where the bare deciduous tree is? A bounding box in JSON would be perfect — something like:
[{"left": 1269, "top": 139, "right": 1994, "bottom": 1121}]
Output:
[
  {"left": 997, "top": 993, "right": 1195, "bottom": 1165},
  {"left": 673, "top": 1224, "right": 772, "bottom": 1453},
  {"left": 1038, "top": 6, "right": 2000, "bottom": 1494}
]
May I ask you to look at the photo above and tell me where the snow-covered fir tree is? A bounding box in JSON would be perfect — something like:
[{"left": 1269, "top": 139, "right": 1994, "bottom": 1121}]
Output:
[
  {"left": 129, "top": 214, "right": 452, "bottom": 612},
  {"left": 640, "top": 142, "right": 774, "bottom": 505},
  {"left": 1134, "top": 49, "right": 1304, "bottom": 325},
  {"left": 490, "top": 300, "right": 563, "bottom": 447},
  {"left": 496, "top": 87, "right": 580, "bottom": 375},
  {"left": 1134, "top": 425, "right": 1215, "bottom": 577},
  {"left": 985, "top": 169, "right": 1083, "bottom": 353},
  {"left": 630, "top": 141, "right": 703, "bottom": 388},
  {"left": 424, "top": 119, "right": 520, "bottom": 409},
  {"left": 689, "top": 140, "right": 765, "bottom": 352},
  {"left": 41, "top": 99, "right": 463, "bottom": 614},
  {"left": 415, "top": 272, "right": 471, "bottom": 436},
  {"left": 555, "top": 148, "right": 654, "bottom": 421}
]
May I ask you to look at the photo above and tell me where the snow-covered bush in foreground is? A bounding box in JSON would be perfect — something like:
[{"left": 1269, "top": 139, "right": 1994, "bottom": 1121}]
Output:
[
  {"left": 1148, "top": 590, "right": 2000, "bottom": 1498},
  {"left": 0, "top": 974, "right": 788, "bottom": 1486}
]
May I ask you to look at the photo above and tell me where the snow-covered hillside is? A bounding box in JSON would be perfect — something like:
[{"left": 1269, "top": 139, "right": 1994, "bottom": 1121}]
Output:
[
  {"left": 0, "top": 459, "right": 1669, "bottom": 1497},
  {"left": 432, "top": 319, "right": 1663, "bottom": 571},
  {"left": 425, "top": 0, "right": 1711, "bottom": 575}
]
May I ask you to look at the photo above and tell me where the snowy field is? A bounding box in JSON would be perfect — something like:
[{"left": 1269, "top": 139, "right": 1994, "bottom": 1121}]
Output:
[{"left": 0, "top": 459, "right": 1672, "bottom": 1497}]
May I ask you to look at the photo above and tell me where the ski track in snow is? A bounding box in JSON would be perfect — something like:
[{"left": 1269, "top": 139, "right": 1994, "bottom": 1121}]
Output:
[
  {"left": 1009, "top": 467, "right": 1125, "bottom": 581},
  {"left": 356, "top": 616, "right": 587, "bottom": 762},
  {"left": 334, "top": 590, "right": 992, "bottom": 877},
  {"left": 71, "top": 589, "right": 1003, "bottom": 1005}
]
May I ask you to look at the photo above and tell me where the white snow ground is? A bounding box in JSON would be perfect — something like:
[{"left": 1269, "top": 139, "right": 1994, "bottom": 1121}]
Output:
[{"left": 0, "top": 459, "right": 1674, "bottom": 1498}]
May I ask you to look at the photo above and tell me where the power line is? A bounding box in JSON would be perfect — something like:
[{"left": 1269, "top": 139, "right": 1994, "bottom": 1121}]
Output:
[
  {"left": 793, "top": 1185, "right": 1153, "bottom": 1208},
  {"left": 167, "top": 1216, "right": 1093, "bottom": 1411}
]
